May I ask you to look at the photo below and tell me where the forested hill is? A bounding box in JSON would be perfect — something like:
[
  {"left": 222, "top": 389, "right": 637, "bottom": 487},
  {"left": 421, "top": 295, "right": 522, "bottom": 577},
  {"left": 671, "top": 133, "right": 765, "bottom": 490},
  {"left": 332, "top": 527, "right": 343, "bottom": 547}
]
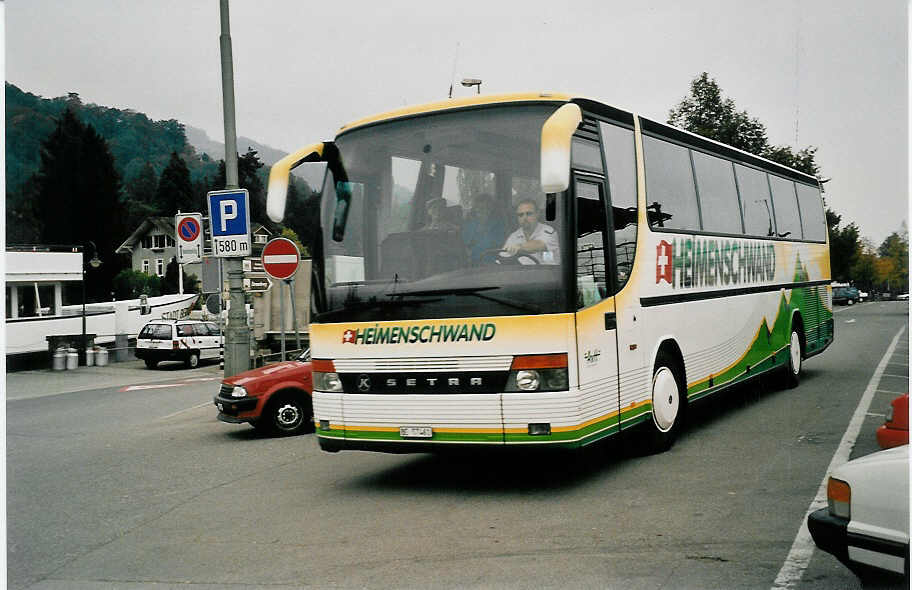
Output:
[{"left": 6, "top": 82, "right": 221, "bottom": 197}]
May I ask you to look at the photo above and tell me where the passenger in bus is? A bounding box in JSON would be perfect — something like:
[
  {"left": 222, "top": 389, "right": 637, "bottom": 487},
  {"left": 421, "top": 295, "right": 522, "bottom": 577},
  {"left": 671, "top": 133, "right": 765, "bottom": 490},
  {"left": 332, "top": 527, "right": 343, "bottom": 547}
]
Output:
[
  {"left": 462, "top": 193, "right": 506, "bottom": 265},
  {"left": 502, "top": 198, "right": 560, "bottom": 264},
  {"left": 420, "top": 197, "right": 459, "bottom": 232}
]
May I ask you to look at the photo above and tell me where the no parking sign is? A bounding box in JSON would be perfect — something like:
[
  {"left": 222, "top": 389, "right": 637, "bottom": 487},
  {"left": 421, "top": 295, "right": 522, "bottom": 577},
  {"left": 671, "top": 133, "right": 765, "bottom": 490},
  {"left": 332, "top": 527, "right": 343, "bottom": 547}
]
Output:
[{"left": 175, "top": 213, "right": 203, "bottom": 263}]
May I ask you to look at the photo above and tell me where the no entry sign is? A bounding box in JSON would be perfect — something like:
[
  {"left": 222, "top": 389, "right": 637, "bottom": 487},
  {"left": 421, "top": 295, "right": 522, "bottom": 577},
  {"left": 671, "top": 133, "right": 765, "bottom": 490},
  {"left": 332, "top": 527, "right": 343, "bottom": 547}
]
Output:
[{"left": 261, "top": 237, "right": 300, "bottom": 280}]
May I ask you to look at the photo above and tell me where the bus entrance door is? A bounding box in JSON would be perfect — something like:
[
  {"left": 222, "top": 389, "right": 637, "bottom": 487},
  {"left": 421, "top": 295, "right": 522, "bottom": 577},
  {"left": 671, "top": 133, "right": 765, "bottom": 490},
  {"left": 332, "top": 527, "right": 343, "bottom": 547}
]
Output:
[{"left": 574, "top": 176, "right": 621, "bottom": 443}]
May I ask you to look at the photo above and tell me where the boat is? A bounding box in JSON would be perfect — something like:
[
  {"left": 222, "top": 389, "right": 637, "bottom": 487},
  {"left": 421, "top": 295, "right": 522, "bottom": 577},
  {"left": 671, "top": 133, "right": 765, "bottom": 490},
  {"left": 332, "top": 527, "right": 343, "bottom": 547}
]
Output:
[{"left": 6, "top": 246, "right": 199, "bottom": 359}]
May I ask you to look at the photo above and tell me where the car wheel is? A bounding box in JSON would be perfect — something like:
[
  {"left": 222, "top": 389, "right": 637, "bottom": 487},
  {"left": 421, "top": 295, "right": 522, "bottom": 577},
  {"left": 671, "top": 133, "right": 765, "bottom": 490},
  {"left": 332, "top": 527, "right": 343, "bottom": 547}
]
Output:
[
  {"left": 144, "top": 359, "right": 158, "bottom": 369},
  {"left": 784, "top": 325, "right": 803, "bottom": 388},
  {"left": 644, "top": 351, "right": 685, "bottom": 454},
  {"left": 185, "top": 352, "right": 200, "bottom": 369},
  {"left": 266, "top": 394, "right": 313, "bottom": 436}
]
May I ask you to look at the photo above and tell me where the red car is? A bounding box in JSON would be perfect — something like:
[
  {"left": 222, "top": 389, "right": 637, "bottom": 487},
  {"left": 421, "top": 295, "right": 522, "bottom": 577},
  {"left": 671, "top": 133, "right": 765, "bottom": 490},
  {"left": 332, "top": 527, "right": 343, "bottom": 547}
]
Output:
[
  {"left": 213, "top": 350, "right": 313, "bottom": 436},
  {"left": 876, "top": 393, "right": 908, "bottom": 449}
]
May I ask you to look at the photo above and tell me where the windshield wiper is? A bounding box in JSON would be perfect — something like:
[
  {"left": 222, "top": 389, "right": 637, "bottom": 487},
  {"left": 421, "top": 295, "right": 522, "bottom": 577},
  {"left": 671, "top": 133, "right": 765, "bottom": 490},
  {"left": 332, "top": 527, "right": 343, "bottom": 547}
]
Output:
[{"left": 388, "top": 286, "right": 541, "bottom": 314}]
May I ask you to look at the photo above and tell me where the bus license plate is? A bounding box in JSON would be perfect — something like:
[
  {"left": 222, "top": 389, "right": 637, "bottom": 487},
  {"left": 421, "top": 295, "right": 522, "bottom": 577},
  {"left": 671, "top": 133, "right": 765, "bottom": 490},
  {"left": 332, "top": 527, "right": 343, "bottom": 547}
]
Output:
[{"left": 400, "top": 426, "right": 432, "bottom": 439}]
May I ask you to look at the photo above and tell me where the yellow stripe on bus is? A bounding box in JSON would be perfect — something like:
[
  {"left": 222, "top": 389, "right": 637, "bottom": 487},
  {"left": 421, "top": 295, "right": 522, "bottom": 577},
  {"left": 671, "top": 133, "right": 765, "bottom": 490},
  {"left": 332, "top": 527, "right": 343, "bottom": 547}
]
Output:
[{"left": 338, "top": 93, "right": 572, "bottom": 134}]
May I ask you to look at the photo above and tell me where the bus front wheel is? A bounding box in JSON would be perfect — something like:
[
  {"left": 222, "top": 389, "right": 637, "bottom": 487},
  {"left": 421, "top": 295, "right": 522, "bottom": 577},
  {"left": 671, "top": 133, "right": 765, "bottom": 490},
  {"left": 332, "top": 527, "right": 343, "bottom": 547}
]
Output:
[{"left": 645, "top": 351, "right": 685, "bottom": 454}]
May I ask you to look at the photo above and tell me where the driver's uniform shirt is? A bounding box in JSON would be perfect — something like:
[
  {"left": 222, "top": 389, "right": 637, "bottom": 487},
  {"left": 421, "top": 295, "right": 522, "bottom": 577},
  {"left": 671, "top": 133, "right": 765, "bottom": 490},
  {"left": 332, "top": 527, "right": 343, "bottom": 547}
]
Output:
[{"left": 502, "top": 223, "right": 560, "bottom": 265}]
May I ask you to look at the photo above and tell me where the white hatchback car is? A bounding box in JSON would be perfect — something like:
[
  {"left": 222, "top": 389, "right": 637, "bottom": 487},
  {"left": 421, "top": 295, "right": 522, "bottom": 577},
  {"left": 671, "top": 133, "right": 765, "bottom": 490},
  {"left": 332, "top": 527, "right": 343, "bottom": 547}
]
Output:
[
  {"left": 135, "top": 319, "right": 222, "bottom": 369},
  {"left": 808, "top": 445, "right": 909, "bottom": 581}
]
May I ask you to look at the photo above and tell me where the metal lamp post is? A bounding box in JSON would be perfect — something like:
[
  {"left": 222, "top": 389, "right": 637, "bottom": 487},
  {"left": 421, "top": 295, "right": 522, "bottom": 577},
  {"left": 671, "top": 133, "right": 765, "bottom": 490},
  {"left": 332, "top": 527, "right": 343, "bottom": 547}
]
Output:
[{"left": 81, "top": 241, "right": 102, "bottom": 364}]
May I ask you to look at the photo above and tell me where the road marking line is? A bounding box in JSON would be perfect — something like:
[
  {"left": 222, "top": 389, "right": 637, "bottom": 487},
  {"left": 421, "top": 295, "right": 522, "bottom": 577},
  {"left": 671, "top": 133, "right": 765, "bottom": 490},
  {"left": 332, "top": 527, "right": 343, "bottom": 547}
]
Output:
[
  {"left": 159, "top": 401, "right": 211, "bottom": 421},
  {"left": 880, "top": 373, "right": 910, "bottom": 379},
  {"left": 119, "top": 383, "right": 185, "bottom": 392},
  {"left": 771, "top": 325, "right": 906, "bottom": 590}
]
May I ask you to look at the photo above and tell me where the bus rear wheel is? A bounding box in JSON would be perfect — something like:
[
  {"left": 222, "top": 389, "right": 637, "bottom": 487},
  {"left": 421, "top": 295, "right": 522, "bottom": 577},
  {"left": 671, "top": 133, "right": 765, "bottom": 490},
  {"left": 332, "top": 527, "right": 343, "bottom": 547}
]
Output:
[
  {"left": 784, "top": 326, "right": 803, "bottom": 389},
  {"left": 644, "top": 351, "right": 685, "bottom": 454}
]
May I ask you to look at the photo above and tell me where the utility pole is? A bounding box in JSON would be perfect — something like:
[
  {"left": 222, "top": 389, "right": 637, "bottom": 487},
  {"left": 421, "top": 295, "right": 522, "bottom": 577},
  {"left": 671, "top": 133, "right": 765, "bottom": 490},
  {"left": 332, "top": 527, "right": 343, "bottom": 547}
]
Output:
[{"left": 219, "top": 0, "right": 249, "bottom": 376}]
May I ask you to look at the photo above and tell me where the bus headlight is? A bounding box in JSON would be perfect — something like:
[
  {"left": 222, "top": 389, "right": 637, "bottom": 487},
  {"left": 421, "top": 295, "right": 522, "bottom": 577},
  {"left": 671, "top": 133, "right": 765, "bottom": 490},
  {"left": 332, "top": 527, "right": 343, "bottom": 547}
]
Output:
[
  {"left": 506, "top": 354, "right": 568, "bottom": 392},
  {"left": 516, "top": 370, "right": 540, "bottom": 391},
  {"left": 314, "top": 371, "right": 343, "bottom": 392}
]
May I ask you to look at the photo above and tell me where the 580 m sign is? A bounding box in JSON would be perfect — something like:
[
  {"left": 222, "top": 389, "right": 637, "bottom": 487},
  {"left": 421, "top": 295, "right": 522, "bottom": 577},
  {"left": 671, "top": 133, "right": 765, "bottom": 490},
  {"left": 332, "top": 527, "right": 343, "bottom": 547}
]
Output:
[{"left": 213, "top": 238, "right": 249, "bottom": 255}]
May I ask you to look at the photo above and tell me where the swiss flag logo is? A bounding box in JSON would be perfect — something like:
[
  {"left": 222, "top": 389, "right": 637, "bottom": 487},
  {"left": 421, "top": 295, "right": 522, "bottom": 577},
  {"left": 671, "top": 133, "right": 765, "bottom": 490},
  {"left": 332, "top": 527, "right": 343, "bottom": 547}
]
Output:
[
  {"left": 656, "top": 240, "right": 673, "bottom": 284},
  {"left": 342, "top": 329, "right": 355, "bottom": 344}
]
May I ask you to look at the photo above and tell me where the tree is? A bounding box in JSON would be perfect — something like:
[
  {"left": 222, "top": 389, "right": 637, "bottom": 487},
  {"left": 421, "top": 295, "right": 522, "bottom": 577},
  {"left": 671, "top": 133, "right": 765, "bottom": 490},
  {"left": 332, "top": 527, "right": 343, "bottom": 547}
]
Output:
[
  {"left": 161, "top": 257, "right": 200, "bottom": 294},
  {"left": 155, "top": 151, "right": 196, "bottom": 215},
  {"left": 829, "top": 221, "right": 860, "bottom": 282},
  {"left": 877, "top": 226, "right": 909, "bottom": 294},
  {"left": 280, "top": 227, "right": 309, "bottom": 257},
  {"left": 282, "top": 178, "right": 320, "bottom": 254},
  {"left": 123, "top": 161, "right": 159, "bottom": 229},
  {"left": 668, "top": 73, "right": 872, "bottom": 280},
  {"left": 668, "top": 73, "right": 769, "bottom": 155},
  {"left": 851, "top": 239, "right": 879, "bottom": 292},
  {"left": 211, "top": 148, "right": 267, "bottom": 226},
  {"left": 113, "top": 268, "right": 161, "bottom": 299},
  {"left": 33, "top": 108, "right": 127, "bottom": 301}
]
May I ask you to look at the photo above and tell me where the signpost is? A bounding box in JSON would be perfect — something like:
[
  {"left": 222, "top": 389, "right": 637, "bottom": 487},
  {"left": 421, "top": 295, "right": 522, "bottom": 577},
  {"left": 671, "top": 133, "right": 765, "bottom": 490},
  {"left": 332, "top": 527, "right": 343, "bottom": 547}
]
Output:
[
  {"left": 262, "top": 238, "right": 301, "bottom": 358},
  {"left": 208, "top": 188, "right": 251, "bottom": 377}
]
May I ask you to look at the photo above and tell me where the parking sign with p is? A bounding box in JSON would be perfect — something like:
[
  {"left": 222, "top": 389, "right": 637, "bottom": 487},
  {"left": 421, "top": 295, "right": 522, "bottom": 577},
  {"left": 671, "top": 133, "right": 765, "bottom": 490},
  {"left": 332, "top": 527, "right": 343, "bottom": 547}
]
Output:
[{"left": 207, "top": 189, "right": 251, "bottom": 258}]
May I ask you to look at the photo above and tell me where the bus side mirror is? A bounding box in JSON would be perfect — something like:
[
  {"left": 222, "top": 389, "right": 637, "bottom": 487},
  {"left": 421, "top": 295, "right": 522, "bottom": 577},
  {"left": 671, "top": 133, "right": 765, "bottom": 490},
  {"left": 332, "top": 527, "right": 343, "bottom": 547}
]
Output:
[
  {"left": 332, "top": 182, "right": 354, "bottom": 242},
  {"left": 266, "top": 142, "right": 328, "bottom": 223},
  {"left": 540, "top": 103, "right": 582, "bottom": 194},
  {"left": 546, "top": 193, "right": 557, "bottom": 221}
]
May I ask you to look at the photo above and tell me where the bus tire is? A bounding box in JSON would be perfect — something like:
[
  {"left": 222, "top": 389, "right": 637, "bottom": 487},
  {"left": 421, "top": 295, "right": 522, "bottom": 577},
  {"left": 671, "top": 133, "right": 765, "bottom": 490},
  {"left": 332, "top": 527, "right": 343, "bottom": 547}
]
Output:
[
  {"left": 645, "top": 351, "right": 685, "bottom": 454},
  {"left": 784, "top": 324, "right": 803, "bottom": 389}
]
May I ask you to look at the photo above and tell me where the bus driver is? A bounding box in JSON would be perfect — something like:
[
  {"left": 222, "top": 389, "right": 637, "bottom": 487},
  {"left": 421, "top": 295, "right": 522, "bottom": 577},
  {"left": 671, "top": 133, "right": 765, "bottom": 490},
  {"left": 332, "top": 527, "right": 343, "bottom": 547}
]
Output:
[{"left": 502, "top": 198, "right": 559, "bottom": 264}]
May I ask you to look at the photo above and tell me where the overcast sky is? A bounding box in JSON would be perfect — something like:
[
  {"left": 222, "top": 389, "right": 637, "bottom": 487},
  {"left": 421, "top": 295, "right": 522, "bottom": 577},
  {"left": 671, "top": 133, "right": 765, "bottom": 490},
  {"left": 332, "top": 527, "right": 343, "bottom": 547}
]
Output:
[{"left": 6, "top": 0, "right": 908, "bottom": 245}]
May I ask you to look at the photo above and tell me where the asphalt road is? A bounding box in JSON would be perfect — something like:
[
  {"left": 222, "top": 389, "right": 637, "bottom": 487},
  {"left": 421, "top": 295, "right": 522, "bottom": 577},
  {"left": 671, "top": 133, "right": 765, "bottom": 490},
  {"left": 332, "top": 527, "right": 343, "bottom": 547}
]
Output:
[{"left": 6, "top": 301, "right": 909, "bottom": 589}]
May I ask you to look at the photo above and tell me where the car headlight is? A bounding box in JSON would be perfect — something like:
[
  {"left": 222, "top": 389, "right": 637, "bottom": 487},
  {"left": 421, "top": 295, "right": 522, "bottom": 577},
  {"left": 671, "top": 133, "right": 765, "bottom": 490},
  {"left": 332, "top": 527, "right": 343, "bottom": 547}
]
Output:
[
  {"left": 314, "top": 371, "right": 343, "bottom": 392},
  {"left": 230, "top": 385, "right": 248, "bottom": 398},
  {"left": 827, "top": 477, "right": 851, "bottom": 519}
]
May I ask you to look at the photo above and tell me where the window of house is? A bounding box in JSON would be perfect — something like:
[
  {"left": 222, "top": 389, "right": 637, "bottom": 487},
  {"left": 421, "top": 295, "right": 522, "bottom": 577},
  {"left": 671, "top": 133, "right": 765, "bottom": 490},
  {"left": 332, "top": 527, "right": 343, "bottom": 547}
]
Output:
[
  {"left": 153, "top": 235, "right": 166, "bottom": 249},
  {"left": 156, "top": 259, "right": 164, "bottom": 276},
  {"left": 142, "top": 259, "right": 150, "bottom": 274},
  {"left": 166, "top": 235, "right": 175, "bottom": 247},
  {"left": 141, "top": 236, "right": 153, "bottom": 249}
]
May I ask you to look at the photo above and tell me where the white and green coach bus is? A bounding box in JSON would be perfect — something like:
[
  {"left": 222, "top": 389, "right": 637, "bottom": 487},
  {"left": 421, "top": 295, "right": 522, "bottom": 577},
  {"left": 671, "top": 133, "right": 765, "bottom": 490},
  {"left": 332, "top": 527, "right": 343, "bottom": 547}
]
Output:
[{"left": 266, "top": 92, "right": 833, "bottom": 454}]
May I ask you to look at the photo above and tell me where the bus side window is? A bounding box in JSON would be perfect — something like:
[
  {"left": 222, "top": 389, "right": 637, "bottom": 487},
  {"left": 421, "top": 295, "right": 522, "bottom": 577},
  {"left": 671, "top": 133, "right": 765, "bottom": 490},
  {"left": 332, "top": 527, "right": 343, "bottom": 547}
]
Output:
[
  {"left": 600, "top": 122, "right": 637, "bottom": 291},
  {"left": 576, "top": 179, "right": 608, "bottom": 309},
  {"left": 796, "top": 183, "right": 827, "bottom": 242},
  {"left": 735, "top": 164, "right": 776, "bottom": 237},
  {"left": 643, "top": 135, "right": 700, "bottom": 231}
]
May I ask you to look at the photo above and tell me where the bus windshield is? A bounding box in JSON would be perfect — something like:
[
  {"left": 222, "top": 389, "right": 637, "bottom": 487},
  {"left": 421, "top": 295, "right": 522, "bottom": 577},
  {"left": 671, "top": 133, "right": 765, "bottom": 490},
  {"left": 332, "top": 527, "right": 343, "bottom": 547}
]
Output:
[{"left": 314, "top": 103, "right": 569, "bottom": 322}]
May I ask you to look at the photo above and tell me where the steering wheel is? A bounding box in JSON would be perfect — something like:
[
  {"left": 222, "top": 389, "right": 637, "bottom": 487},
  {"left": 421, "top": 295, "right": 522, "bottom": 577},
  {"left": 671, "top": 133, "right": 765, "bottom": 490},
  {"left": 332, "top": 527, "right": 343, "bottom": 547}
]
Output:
[{"left": 480, "top": 248, "right": 540, "bottom": 265}]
